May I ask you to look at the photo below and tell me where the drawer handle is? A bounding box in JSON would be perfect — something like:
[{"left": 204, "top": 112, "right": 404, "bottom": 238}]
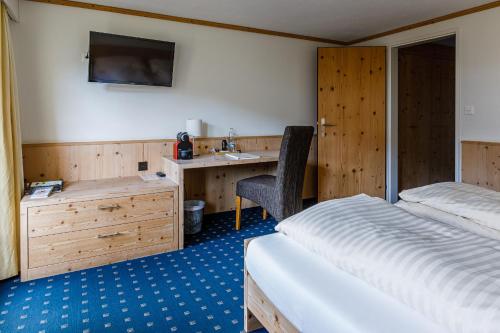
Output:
[
  {"left": 96, "top": 231, "right": 127, "bottom": 239},
  {"left": 97, "top": 204, "right": 121, "bottom": 211}
]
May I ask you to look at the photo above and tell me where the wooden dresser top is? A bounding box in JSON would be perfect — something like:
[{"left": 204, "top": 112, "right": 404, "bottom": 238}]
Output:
[{"left": 21, "top": 176, "right": 178, "bottom": 208}]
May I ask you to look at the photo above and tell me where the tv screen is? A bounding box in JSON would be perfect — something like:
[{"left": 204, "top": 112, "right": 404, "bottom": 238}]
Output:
[{"left": 88, "top": 32, "right": 175, "bottom": 87}]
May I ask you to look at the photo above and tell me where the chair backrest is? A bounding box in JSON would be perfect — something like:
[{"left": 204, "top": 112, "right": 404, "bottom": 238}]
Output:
[{"left": 275, "top": 126, "right": 314, "bottom": 207}]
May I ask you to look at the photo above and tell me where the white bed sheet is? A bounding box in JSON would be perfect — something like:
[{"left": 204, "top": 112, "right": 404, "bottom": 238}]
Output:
[{"left": 246, "top": 233, "right": 445, "bottom": 333}]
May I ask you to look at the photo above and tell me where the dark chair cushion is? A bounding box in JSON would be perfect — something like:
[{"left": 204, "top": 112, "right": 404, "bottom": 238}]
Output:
[{"left": 236, "top": 175, "right": 276, "bottom": 205}]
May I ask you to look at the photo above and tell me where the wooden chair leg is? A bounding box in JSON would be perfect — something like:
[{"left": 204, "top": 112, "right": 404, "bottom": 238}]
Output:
[
  {"left": 235, "top": 195, "right": 242, "bottom": 230},
  {"left": 262, "top": 208, "right": 267, "bottom": 220}
]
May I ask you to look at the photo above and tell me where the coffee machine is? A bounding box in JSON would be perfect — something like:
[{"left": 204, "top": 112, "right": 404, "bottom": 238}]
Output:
[{"left": 173, "top": 132, "right": 193, "bottom": 160}]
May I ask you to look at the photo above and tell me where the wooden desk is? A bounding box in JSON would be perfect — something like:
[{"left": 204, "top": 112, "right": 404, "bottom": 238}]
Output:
[{"left": 163, "top": 151, "right": 279, "bottom": 248}]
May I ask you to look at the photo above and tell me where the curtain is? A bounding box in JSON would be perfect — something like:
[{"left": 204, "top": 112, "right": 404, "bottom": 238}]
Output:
[{"left": 0, "top": 2, "right": 22, "bottom": 280}]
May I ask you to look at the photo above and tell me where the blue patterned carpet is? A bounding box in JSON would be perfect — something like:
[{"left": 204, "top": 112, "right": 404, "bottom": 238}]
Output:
[{"left": 0, "top": 207, "right": 276, "bottom": 333}]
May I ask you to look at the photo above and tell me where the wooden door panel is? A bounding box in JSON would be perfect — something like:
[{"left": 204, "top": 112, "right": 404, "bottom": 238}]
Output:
[
  {"left": 318, "top": 48, "right": 343, "bottom": 200},
  {"left": 398, "top": 44, "right": 455, "bottom": 192},
  {"left": 318, "top": 47, "right": 386, "bottom": 201}
]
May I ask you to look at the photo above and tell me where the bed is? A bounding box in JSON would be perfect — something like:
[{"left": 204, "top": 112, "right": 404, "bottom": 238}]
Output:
[
  {"left": 243, "top": 183, "right": 500, "bottom": 333},
  {"left": 245, "top": 233, "right": 444, "bottom": 333}
]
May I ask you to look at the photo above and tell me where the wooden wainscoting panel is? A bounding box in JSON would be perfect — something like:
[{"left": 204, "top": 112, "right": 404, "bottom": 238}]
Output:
[
  {"left": 462, "top": 141, "right": 500, "bottom": 191},
  {"left": 23, "top": 136, "right": 317, "bottom": 214},
  {"left": 195, "top": 138, "right": 221, "bottom": 155},
  {"left": 23, "top": 144, "right": 76, "bottom": 181},
  {"left": 101, "top": 143, "right": 144, "bottom": 179},
  {"left": 461, "top": 141, "right": 484, "bottom": 186},
  {"left": 485, "top": 144, "right": 500, "bottom": 190},
  {"left": 77, "top": 144, "right": 104, "bottom": 180},
  {"left": 144, "top": 141, "right": 174, "bottom": 173},
  {"left": 22, "top": 143, "right": 143, "bottom": 182}
]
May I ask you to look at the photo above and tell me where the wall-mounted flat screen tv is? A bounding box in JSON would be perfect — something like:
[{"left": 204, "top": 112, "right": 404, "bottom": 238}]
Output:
[{"left": 88, "top": 32, "right": 175, "bottom": 87}]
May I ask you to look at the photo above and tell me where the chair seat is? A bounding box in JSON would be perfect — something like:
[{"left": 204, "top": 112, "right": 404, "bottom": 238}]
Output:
[
  {"left": 234, "top": 126, "right": 314, "bottom": 229},
  {"left": 236, "top": 175, "right": 276, "bottom": 205}
]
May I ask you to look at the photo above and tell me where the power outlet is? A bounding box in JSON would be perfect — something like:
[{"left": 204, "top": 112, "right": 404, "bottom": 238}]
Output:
[{"left": 138, "top": 161, "right": 148, "bottom": 171}]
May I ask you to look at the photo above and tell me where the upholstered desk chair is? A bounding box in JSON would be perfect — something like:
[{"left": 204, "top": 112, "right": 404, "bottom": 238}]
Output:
[{"left": 235, "top": 126, "right": 314, "bottom": 230}]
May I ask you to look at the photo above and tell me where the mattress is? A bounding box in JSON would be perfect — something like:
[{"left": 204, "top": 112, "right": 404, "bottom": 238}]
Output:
[{"left": 246, "top": 233, "right": 445, "bottom": 333}]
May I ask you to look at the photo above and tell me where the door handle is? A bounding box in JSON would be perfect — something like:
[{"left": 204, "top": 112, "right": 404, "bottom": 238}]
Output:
[
  {"left": 319, "top": 118, "right": 336, "bottom": 137},
  {"left": 319, "top": 118, "right": 336, "bottom": 127},
  {"left": 97, "top": 204, "right": 121, "bottom": 211}
]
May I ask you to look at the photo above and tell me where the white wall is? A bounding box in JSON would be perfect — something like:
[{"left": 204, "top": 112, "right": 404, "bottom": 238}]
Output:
[
  {"left": 12, "top": 1, "right": 328, "bottom": 143},
  {"left": 357, "top": 6, "right": 500, "bottom": 143},
  {"left": 356, "top": 6, "right": 500, "bottom": 201}
]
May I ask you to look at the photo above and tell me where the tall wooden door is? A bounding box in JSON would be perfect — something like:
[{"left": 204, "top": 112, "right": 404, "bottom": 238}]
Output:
[
  {"left": 398, "top": 43, "right": 455, "bottom": 192},
  {"left": 318, "top": 47, "right": 386, "bottom": 201}
]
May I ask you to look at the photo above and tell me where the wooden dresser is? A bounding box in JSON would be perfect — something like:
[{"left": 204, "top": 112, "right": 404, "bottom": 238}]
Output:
[{"left": 20, "top": 177, "right": 178, "bottom": 281}]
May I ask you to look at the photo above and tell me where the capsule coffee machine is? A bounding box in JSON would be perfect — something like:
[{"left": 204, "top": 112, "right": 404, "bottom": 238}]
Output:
[{"left": 173, "top": 132, "right": 193, "bottom": 160}]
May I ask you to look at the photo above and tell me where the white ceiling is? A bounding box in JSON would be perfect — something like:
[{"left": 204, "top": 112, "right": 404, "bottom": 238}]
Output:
[{"left": 78, "top": 0, "right": 493, "bottom": 42}]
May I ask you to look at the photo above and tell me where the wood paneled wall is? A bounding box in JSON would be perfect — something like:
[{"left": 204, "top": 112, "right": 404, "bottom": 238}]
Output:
[
  {"left": 22, "top": 136, "right": 317, "bottom": 213},
  {"left": 462, "top": 141, "right": 500, "bottom": 192},
  {"left": 398, "top": 43, "right": 455, "bottom": 192}
]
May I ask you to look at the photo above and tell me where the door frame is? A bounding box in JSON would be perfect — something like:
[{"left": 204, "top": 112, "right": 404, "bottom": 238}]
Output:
[{"left": 387, "top": 29, "right": 462, "bottom": 202}]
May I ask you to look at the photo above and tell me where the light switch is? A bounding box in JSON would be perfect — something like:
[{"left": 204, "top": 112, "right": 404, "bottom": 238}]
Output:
[{"left": 464, "top": 105, "right": 475, "bottom": 115}]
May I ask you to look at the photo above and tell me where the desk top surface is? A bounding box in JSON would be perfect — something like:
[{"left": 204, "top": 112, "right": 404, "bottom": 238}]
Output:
[{"left": 163, "top": 150, "right": 279, "bottom": 170}]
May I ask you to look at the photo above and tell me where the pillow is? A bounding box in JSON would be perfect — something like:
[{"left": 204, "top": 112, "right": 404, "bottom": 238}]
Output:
[
  {"left": 395, "top": 200, "right": 500, "bottom": 241},
  {"left": 399, "top": 182, "right": 500, "bottom": 231}
]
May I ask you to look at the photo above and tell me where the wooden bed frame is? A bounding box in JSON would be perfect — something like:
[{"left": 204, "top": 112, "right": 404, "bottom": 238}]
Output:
[{"left": 243, "top": 238, "right": 299, "bottom": 333}]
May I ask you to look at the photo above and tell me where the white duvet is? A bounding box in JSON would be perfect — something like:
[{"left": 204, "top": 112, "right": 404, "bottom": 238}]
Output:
[{"left": 276, "top": 194, "right": 500, "bottom": 333}]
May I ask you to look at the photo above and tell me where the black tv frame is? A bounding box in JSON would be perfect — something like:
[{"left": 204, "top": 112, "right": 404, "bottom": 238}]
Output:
[{"left": 88, "top": 31, "right": 175, "bottom": 87}]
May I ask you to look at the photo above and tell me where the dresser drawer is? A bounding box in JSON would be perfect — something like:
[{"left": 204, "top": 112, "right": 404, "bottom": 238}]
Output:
[
  {"left": 28, "top": 217, "right": 174, "bottom": 268},
  {"left": 28, "top": 192, "right": 174, "bottom": 237}
]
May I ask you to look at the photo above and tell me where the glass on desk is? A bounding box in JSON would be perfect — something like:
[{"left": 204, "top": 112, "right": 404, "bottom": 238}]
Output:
[
  {"left": 208, "top": 147, "right": 223, "bottom": 160},
  {"left": 228, "top": 128, "right": 236, "bottom": 152}
]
